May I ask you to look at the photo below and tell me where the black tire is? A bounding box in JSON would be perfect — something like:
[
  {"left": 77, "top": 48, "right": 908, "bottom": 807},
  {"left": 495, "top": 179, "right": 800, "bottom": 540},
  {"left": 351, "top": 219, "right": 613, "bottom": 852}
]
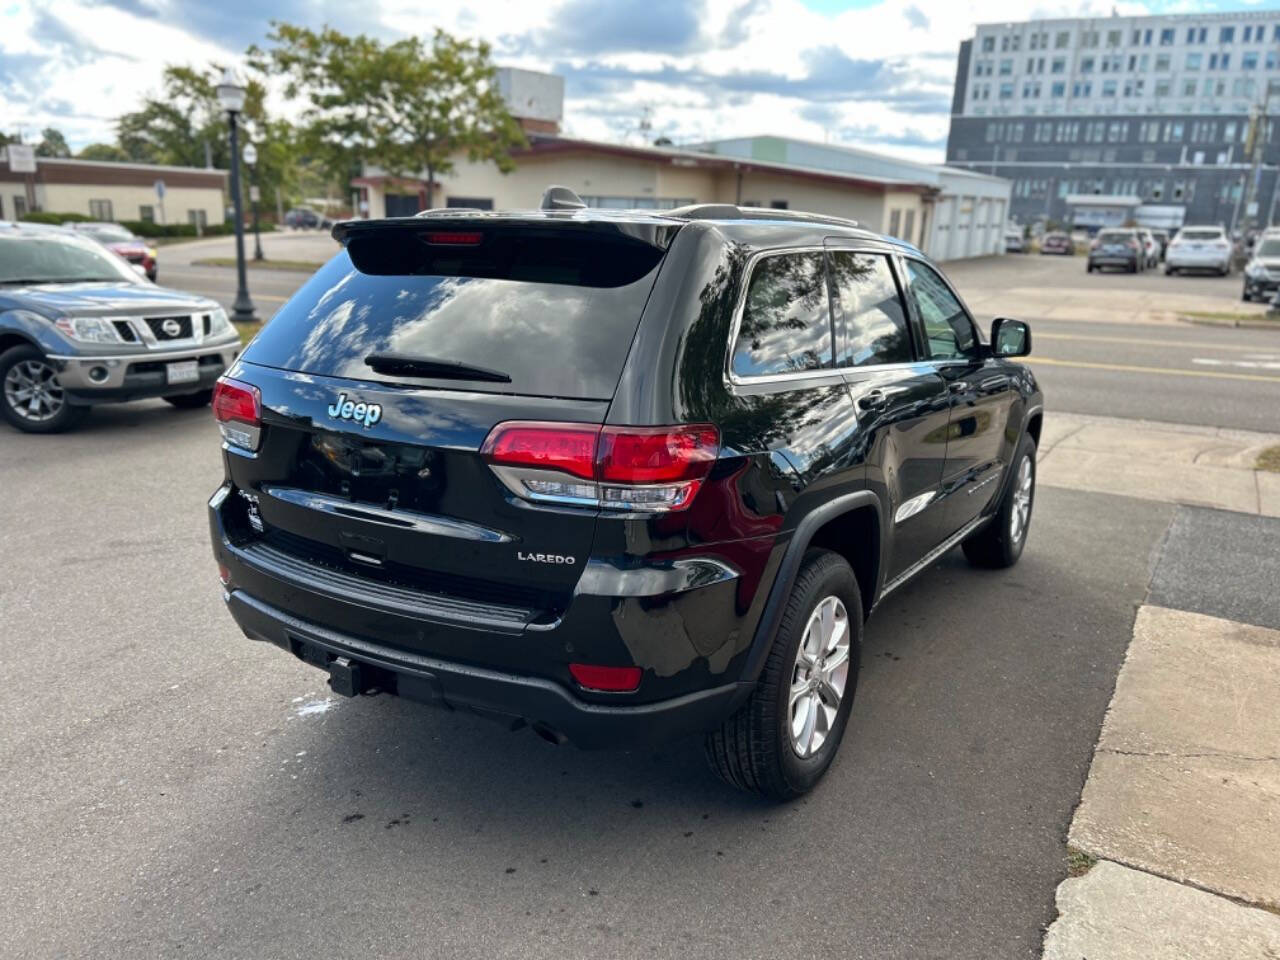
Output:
[
  {"left": 163, "top": 388, "right": 214, "bottom": 409},
  {"left": 1166, "top": 267, "right": 1177, "bottom": 276},
  {"left": 1086, "top": 262, "right": 1094, "bottom": 273},
  {"left": 0, "top": 344, "right": 90, "bottom": 434},
  {"left": 962, "top": 432, "right": 1037, "bottom": 569},
  {"left": 1129, "top": 261, "right": 1138, "bottom": 273},
  {"left": 705, "top": 550, "right": 863, "bottom": 801}
]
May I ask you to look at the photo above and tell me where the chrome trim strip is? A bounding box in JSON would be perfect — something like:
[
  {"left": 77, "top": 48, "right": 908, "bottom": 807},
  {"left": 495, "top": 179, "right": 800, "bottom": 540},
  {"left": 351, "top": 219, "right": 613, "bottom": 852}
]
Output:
[
  {"left": 878, "top": 514, "right": 987, "bottom": 600},
  {"left": 575, "top": 557, "right": 740, "bottom": 597},
  {"left": 893, "top": 489, "right": 937, "bottom": 524},
  {"left": 261, "top": 485, "right": 515, "bottom": 543}
]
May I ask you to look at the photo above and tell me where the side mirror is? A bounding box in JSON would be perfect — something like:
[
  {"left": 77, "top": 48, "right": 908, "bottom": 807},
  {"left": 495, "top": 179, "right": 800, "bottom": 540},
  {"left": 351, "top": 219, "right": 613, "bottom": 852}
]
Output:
[{"left": 991, "top": 317, "right": 1031, "bottom": 357}]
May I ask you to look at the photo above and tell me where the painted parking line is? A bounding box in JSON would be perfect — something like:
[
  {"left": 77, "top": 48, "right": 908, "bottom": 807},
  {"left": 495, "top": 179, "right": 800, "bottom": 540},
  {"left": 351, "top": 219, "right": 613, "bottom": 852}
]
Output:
[{"left": 1025, "top": 356, "right": 1280, "bottom": 383}]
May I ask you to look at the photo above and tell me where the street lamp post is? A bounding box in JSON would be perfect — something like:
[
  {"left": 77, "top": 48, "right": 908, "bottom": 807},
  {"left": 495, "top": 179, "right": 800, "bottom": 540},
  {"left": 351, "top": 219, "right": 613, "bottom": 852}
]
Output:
[
  {"left": 215, "top": 67, "right": 257, "bottom": 325},
  {"left": 243, "top": 142, "right": 264, "bottom": 262}
]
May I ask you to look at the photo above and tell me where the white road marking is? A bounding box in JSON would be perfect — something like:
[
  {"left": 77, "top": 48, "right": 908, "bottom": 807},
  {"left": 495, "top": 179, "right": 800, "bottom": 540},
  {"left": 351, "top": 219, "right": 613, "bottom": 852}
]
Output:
[{"left": 1192, "top": 357, "right": 1280, "bottom": 370}]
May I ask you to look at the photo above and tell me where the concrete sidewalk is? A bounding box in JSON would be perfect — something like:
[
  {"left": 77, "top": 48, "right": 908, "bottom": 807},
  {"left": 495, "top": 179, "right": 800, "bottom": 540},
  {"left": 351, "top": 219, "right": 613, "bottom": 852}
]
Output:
[
  {"left": 1043, "top": 607, "right": 1280, "bottom": 958},
  {"left": 1037, "top": 411, "right": 1280, "bottom": 516}
]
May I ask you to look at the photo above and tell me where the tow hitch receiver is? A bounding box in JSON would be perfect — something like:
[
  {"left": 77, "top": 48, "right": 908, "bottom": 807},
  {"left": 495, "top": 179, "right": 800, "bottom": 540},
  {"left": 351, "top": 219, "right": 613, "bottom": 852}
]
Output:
[{"left": 327, "top": 656, "right": 364, "bottom": 698}]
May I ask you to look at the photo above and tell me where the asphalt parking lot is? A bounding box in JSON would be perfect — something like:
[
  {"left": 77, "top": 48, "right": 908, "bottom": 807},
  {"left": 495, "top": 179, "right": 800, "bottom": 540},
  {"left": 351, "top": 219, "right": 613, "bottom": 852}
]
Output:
[
  {"left": 3, "top": 246, "right": 1276, "bottom": 959},
  {"left": 1, "top": 405, "right": 1172, "bottom": 959}
]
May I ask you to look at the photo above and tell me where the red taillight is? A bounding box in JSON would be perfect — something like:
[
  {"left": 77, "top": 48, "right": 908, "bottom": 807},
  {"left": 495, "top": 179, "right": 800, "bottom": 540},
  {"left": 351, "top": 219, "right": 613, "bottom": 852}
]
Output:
[
  {"left": 481, "top": 422, "right": 599, "bottom": 480},
  {"left": 212, "top": 376, "right": 262, "bottom": 451},
  {"left": 569, "top": 663, "right": 642, "bottom": 692},
  {"left": 598, "top": 425, "right": 720, "bottom": 485},
  {"left": 217, "top": 562, "right": 232, "bottom": 586},
  {"left": 481, "top": 421, "right": 720, "bottom": 513},
  {"left": 422, "top": 231, "right": 483, "bottom": 245}
]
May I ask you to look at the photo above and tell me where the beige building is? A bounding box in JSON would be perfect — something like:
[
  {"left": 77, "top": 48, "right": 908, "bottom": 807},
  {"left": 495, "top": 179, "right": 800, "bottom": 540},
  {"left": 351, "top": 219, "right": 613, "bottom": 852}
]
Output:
[
  {"left": 0, "top": 154, "right": 226, "bottom": 226},
  {"left": 354, "top": 138, "right": 935, "bottom": 244}
]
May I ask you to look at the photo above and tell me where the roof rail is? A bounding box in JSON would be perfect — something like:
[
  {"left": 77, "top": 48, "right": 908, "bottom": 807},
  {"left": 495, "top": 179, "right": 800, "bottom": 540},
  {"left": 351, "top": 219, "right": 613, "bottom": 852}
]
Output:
[
  {"left": 667, "top": 203, "right": 860, "bottom": 230},
  {"left": 414, "top": 207, "right": 484, "bottom": 217},
  {"left": 541, "top": 185, "right": 587, "bottom": 210}
]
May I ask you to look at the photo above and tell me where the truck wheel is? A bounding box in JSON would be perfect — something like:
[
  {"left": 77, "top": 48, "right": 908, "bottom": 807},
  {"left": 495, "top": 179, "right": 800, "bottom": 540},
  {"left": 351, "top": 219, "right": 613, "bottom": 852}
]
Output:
[
  {"left": 164, "top": 389, "right": 214, "bottom": 409},
  {"left": 963, "top": 432, "right": 1037, "bottom": 569},
  {"left": 0, "top": 344, "right": 90, "bottom": 434},
  {"left": 706, "top": 549, "right": 862, "bottom": 800}
]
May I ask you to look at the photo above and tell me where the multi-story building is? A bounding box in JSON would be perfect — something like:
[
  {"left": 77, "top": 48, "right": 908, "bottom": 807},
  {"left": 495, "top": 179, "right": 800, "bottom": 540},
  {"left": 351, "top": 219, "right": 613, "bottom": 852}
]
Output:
[{"left": 946, "top": 11, "right": 1280, "bottom": 232}]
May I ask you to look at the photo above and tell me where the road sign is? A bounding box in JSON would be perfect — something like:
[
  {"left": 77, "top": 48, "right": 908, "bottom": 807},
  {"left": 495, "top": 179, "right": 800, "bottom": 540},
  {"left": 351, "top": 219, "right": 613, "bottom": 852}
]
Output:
[
  {"left": 154, "top": 179, "right": 166, "bottom": 199},
  {"left": 249, "top": 185, "right": 261, "bottom": 203},
  {"left": 6, "top": 144, "right": 35, "bottom": 173}
]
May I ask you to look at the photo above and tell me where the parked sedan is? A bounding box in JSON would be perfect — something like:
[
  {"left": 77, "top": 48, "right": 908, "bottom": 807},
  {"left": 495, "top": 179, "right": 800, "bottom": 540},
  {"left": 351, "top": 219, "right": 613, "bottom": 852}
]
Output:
[
  {"left": 1087, "top": 229, "right": 1144, "bottom": 273},
  {"left": 1165, "top": 226, "right": 1232, "bottom": 276},
  {"left": 1040, "top": 232, "right": 1074, "bottom": 255},
  {"left": 70, "top": 221, "right": 158, "bottom": 281},
  {"left": 0, "top": 221, "right": 240, "bottom": 433}
]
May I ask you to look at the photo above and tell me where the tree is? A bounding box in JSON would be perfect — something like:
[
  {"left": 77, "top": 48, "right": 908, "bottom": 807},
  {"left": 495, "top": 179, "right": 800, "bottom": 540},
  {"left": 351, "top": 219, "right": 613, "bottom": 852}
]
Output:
[
  {"left": 254, "top": 24, "right": 525, "bottom": 208},
  {"left": 116, "top": 64, "right": 299, "bottom": 215},
  {"left": 77, "top": 143, "right": 128, "bottom": 162},
  {"left": 35, "top": 127, "right": 70, "bottom": 158}
]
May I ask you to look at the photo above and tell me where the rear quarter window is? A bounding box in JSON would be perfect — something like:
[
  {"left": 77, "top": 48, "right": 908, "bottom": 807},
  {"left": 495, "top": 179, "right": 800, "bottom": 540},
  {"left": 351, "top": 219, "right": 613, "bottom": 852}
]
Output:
[{"left": 731, "top": 251, "right": 832, "bottom": 378}]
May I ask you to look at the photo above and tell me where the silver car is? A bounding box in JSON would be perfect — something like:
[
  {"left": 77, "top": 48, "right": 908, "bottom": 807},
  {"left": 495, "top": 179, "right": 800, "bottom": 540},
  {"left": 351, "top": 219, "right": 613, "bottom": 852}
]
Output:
[{"left": 0, "top": 221, "right": 241, "bottom": 433}]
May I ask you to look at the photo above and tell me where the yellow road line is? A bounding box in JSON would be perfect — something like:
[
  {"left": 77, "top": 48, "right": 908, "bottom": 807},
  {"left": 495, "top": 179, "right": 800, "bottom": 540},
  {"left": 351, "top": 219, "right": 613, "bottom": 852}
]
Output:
[
  {"left": 1025, "top": 355, "right": 1280, "bottom": 383},
  {"left": 1034, "top": 331, "right": 1271, "bottom": 353}
]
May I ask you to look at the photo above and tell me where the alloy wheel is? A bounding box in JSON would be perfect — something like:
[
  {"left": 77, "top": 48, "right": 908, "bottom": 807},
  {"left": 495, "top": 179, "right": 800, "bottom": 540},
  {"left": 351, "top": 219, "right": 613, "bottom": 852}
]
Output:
[
  {"left": 3, "top": 358, "right": 65, "bottom": 423},
  {"left": 788, "top": 595, "right": 851, "bottom": 758},
  {"left": 1009, "top": 455, "right": 1034, "bottom": 543}
]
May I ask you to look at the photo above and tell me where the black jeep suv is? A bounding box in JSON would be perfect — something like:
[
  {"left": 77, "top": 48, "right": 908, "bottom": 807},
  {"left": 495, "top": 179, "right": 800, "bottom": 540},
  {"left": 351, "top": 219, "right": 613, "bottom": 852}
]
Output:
[{"left": 208, "top": 191, "right": 1042, "bottom": 799}]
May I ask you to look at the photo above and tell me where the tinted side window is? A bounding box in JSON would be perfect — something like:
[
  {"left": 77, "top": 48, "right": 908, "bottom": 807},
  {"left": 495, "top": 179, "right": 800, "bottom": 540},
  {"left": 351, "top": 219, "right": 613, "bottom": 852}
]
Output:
[
  {"left": 904, "top": 260, "right": 979, "bottom": 361},
  {"left": 732, "top": 252, "right": 832, "bottom": 377},
  {"left": 830, "top": 252, "right": 912, "bottom": 366}
]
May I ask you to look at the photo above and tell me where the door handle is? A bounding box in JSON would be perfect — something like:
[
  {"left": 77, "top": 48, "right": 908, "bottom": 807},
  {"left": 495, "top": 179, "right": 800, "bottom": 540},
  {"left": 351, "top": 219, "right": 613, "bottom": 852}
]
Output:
[
  {"left": 948, "top": 380, "right": 971, "bottom": 395},
  {"left": 857, "top": 389, "right": 888, "bottom": 410}
]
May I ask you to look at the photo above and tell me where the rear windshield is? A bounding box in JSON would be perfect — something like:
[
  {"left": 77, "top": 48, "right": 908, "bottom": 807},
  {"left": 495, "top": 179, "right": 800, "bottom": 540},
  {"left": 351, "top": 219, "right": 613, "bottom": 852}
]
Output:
[
  {"left": 1179, "top": 229, "right": 1224, "bottom": 241},
  {"left": 1098, "top": 231, "right": 1133, "bottom": 242},
  {"left": 242, "top": 236, "right": 666, "bottom": 400}
]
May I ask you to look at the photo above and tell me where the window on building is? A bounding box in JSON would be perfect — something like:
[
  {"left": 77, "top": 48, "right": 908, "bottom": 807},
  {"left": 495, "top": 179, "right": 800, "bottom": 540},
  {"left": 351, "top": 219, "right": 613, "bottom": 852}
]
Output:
[
  {"left": 1173, "top": 181, "right": 1187, "bottom": 201},
  {"left": 1142, "top": 149, "right": 1156, "bottom": 163},
  {"left": 1244, "top": 25, "right": 1253, "bottom": 43},
  {"left": 1192, "top": 150, "right": 1205, "bottom": 165},
  {"left": 1051, "top": 82, "right": 1065, "bottom": 98},
  {"left": 999, "top": 59, "right": 1012, "bottom": 75},
  {"left": 904, "top": 260, "right": 977, "bottom": 362},
  {"left": 1155, "top": 54, "right": 1171, "bottom": 71},
  {"left": 1022, "top": 81, "right": 1040, "bottom": 99},
  {"left": 1155, "top": 79, "right": 1171, "bottom": 97},
  {"left": 139, "top": 205, "right": 155, "bottom": 223},
  {"left": 1051, "top": 57, "right": 1066, "bottom": 74},
  {"left": 1275, "top": 25, "right": 1280, "bottom": 42},
  {"left": 1081, "top": 30, "right": 1099, "bottom": 48},
  {"left": 999, "top": 82, "right": 1014, "bottom": 100},
  {"left": 732, "top": 252, "right": 831, "bottom": 378},
  {"left": 1102, "top": 80, "right": 1117, "bottom": 97},
  {"left": 1187, "top": 53, "right": 1202, "bottom": 70},
  {"left": 981, "top": 36, "right": 995, "bottom": 52},
  {"left": 830, "top": 252, "right": 912, "bottom": 368},
  {"left": 1183, "top": 79, "right": 1197, "bottom": 96},
  {"left": 1150, "top": 181, "right": 1163, "bottom": 200},
  {"left": 187, "top": 209, "right": 208, "bottom": 228},
  {"left": 1073, "top": 81, "right": 1092, "bottom": 98},
  {"left": 1221, "top": 54, "right": 1230, "bottom": 70},
  {"left": 13, "top": 196, "right": 27, "bottom": 218},
  {"left": 1160, "top": 28, "right": 1174, "bottom": 46},
  {"left": 1225, "top": 120, "right": 1238, "bottom": 140},
  {"left": 1130, "top": 29, "right": 1140, "bottom": 46},
  {"left": 769, "top": 200, "right": 788, "bottom": 210},
  {"left": 1217, "top": 150, "right": 1230, "bottom": 164},
  {"left": 1220, "top": 27, "right": 1234, "bottom": 44},
  {"left": 1080, "top": 57, "right": 1095, "bottom": 73},
  {"left": 1056, "top": 31, "right": 1071, "bottom": 49},
  {"left": 88, "top": 199, "right": 113, "bottom": 220},
  {"left": 1268, "top": 51, "right": 1278, "bottom": 70},
  {"left": 1106, "top": 29, "right": 1121, "bottom": 47},
  {"left": 1165, "top": 121, "right": 1185, "bottom": 142}
]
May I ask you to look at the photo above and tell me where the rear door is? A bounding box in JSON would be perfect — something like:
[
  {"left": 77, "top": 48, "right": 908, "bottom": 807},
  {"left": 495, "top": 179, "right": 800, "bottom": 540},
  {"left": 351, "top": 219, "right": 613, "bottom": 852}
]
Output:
[
  {"left": 826, "top": 243, "right": 952, "bottom": 581},
  {"left": 899, "top": 256, "right": 1015, "bottom": 536},
  {"left": 222, "top": 218, "right": 673, "bottom": 625}
]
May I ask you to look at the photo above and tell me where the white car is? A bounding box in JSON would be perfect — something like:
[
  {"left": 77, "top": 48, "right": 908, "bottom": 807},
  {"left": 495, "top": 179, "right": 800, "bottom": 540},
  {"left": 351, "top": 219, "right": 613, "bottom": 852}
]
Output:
[{"left": 1165, "top": 226, "right": 1232, "bottom": 276}]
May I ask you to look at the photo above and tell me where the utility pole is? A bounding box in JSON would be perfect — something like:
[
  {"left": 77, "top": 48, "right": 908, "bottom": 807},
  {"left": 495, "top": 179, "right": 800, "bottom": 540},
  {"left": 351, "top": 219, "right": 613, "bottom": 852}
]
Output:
[{"left": 1237, "top": 80, "right": 1272, "bottom": 236}]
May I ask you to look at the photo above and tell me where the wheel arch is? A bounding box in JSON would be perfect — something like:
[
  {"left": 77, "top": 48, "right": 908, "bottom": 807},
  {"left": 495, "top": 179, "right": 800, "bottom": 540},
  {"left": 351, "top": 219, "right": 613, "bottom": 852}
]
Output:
[{"left": 739, "top": 490, "right": 883, "bottom": 686}]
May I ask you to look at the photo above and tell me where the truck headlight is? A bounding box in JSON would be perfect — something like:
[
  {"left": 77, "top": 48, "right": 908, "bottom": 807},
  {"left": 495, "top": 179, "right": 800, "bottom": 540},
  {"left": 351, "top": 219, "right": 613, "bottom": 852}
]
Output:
[
  {"left": 207, "top": 307, "right": 232, "bottom": 335},
  {"left": 53, "top": 316, "right": 120, "bottom": 344}
]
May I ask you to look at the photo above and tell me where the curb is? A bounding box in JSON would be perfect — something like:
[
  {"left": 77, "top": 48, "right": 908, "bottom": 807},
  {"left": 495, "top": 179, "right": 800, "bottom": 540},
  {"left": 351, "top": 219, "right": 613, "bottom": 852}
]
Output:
[{"left": 1180, "top": 314, "right": 1280, "bottom": 330}]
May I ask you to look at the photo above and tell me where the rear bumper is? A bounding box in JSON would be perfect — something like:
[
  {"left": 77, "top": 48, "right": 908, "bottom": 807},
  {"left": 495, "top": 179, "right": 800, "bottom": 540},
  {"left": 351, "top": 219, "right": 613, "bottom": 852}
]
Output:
[
  {"left": 1166, "top": 254, "right": 1230, "bottom": 271},
  {"left": 224, "top": 588, "right": 750, "bottom": 748},
  {"left": 1090, "top": 255, "right": 1137, "bottom": 267}
]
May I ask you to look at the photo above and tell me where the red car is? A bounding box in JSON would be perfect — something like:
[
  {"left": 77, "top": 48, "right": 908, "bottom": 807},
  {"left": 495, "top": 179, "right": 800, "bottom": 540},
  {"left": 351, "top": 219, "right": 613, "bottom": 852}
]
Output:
[{"left": 71, "top": 222, "right": 157, "bottom": 281}]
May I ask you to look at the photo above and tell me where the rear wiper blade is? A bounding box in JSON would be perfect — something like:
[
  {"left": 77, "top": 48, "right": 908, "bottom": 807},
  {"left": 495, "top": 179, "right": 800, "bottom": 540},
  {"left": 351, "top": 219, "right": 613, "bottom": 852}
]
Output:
[{"left": 364, "top": 352, "right": 512, "bottom": 383}]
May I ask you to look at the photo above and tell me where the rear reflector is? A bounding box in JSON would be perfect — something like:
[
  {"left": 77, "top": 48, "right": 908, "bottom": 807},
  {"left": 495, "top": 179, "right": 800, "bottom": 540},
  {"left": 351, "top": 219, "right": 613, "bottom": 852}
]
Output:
[
  {"left": 569, "top": 663, "right": 642, "bottom": 692},
  {"left": 217, "top": 562, "right": 232, "bottom": 586},
  {"left": 212, "top": 376, "right": 262, "bottom": 451},
  {"left": 481, "top": 421, "right": 719, "bottom": 512}
]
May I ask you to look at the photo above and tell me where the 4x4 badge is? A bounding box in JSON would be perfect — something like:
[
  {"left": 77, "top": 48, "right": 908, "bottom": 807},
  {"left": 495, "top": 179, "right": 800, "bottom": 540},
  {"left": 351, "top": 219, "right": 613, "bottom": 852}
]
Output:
[{"left": 327, "top": 392, "right": 383, "bottom": 429}]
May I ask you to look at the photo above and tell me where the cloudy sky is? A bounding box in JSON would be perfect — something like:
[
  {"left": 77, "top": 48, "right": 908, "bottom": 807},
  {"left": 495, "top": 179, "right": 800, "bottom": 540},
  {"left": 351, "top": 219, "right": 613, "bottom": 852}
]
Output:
[{"left": 4, "top": 0, "right": 1280, "bottom": 164}]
